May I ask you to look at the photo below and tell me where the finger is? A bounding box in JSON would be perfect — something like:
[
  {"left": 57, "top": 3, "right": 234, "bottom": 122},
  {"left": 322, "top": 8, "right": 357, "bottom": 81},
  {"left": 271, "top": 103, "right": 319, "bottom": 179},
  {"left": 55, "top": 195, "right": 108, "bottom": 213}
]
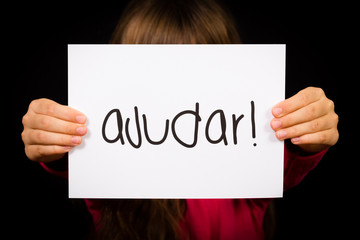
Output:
[
  {"left": 25, "top": 129, "right": 83, "bottom": 146},
  {"left": 274, "top": 114, "right": 334, "bottom": 140},
  {"left": 27, "top": 113, "right": 87, "bottom": 136},
  {"left": 25, "top": 145, "right": 71, "bottom": 162},
  {"left": 272, "top": 87, "right": 325, "bottom": 117},
  {"left": 290, "top": 128, "right": 339, "bottom": 147},
  {"left": 29, "top": 98, "right": 86, "bottom": 123},
  {"left": 271, "top": 98, "right": 330, "bottom": 130}
]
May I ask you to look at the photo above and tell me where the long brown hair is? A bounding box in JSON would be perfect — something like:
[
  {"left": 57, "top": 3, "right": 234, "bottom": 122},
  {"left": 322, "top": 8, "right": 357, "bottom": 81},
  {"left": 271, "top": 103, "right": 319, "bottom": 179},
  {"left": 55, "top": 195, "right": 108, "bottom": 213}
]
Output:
[
  {"left": 110, "top": 0, "right": 240, "bottom": 44},
  {"left": 99, "top": 199, "right": 187, "bottom": 239},
  {"left": 100, "top": 0, "right": 240, "bottom": 239}
]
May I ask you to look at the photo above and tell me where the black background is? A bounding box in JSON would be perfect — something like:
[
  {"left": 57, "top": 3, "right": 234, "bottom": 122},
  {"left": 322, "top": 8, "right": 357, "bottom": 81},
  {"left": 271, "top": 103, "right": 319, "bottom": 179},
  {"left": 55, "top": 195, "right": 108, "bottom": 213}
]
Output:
[{"left": 10, "top": 1, "right": 351, "bottom": 239}]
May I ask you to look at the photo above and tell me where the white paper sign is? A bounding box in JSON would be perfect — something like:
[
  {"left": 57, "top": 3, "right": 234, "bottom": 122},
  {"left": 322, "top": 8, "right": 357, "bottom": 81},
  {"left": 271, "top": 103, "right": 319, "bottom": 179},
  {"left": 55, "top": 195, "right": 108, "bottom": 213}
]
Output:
[{"left": 68, "top": 44, "right": 285, "bottom": 198}]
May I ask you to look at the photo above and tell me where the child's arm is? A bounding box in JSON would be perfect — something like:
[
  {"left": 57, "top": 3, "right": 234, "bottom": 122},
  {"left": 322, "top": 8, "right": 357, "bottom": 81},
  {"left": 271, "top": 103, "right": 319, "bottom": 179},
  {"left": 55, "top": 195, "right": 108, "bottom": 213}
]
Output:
[
  {"left": 271, "top": 87, "right": 339, "bottom": 153},
  {"left": 21, "top": 98, "right": 87, "bottom": 162}
]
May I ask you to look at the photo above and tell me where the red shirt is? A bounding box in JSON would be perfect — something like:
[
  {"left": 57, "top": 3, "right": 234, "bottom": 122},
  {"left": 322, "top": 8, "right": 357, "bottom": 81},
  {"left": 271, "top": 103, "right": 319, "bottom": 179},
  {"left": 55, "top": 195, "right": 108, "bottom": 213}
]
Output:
[{"left": 41, "top": 147, "right": 326, "bottom": 240}]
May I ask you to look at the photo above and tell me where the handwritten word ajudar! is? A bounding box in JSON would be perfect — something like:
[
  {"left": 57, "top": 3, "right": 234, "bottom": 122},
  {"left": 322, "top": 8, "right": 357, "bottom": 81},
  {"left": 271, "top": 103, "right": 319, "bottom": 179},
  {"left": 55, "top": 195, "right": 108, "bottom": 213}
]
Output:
[{"left": 102, "top": 101, "right": 256, "bottom": 148}]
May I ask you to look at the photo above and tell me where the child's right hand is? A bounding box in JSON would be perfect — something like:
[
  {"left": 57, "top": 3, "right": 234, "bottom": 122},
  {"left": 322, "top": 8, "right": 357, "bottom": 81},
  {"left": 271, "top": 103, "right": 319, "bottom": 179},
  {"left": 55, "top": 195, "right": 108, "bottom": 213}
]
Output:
[{"left": 21, "top": 98, "right": 87, "bottom": 162}]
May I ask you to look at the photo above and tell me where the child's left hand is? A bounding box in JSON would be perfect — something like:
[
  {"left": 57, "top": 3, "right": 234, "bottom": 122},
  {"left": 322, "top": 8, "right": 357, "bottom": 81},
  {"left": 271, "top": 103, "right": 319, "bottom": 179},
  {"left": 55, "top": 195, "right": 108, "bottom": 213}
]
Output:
[{"left": 271, "top": 87, "right": 339, "bottom": 153}]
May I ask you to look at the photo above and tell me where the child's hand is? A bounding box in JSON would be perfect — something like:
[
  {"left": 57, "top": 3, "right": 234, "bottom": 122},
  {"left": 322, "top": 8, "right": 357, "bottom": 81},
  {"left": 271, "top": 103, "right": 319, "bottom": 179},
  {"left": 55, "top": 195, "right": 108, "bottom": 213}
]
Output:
[
  {"left": 21, "top": 98, "right": 87, "bottom": 162},
  {"left": 271, "top": 87, "right": 339, "bottom": 153}
]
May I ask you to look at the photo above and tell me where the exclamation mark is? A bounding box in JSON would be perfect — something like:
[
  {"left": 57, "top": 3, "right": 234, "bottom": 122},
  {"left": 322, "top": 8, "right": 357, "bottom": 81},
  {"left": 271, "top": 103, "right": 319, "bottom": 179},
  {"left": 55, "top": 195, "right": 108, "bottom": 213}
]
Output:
[{"left": 251, "top": 101, "right": 257, "bottom": 147}]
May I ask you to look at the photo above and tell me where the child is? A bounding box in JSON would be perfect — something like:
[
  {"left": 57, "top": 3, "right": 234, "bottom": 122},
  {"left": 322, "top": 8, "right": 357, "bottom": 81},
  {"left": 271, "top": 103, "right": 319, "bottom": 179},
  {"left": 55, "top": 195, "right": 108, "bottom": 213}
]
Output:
[{"left": 21, "top": 0, "right": 339, "bottom": 239}]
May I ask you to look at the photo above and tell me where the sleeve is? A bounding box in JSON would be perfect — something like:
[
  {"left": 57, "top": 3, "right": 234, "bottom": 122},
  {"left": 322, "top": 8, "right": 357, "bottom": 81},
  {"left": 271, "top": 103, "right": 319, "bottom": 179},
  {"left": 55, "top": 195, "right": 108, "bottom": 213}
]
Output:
[
  {"left": 39, "top": 157, "right": 103, "bottom": 229},
  {"left": 39, "top": 155, "right": 68, "bottom": 179},
  {"left": 283, "top": 145, "right": 327, "bottom": 191}
]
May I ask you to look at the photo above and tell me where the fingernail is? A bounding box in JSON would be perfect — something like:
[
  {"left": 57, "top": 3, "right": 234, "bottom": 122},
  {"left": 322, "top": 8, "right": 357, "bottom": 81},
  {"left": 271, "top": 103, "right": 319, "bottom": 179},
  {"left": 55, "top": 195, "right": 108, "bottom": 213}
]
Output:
[
  {"left": 76, "top": 115, "right": 86, "bottom": 124},
  {"left": 72, "top": 136, "right": 82, "bottom": 144},
  {"left": 273, "top": 108, "right": 282, "bottom": 117},
  {"left": 276, "top": 130, "right": 287, "bottom": 139},
  {"left": 64, "top": 146, "right": 72, "bottom": 151},
  {"left": 291, "top": 137, "right": 300, "bottom": 143},
  {"left": 76, "top": 126, "right": 87, "bottom": 135},
  {"left": 271, "top": 120, "right": 281, "bottom": 129}
]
